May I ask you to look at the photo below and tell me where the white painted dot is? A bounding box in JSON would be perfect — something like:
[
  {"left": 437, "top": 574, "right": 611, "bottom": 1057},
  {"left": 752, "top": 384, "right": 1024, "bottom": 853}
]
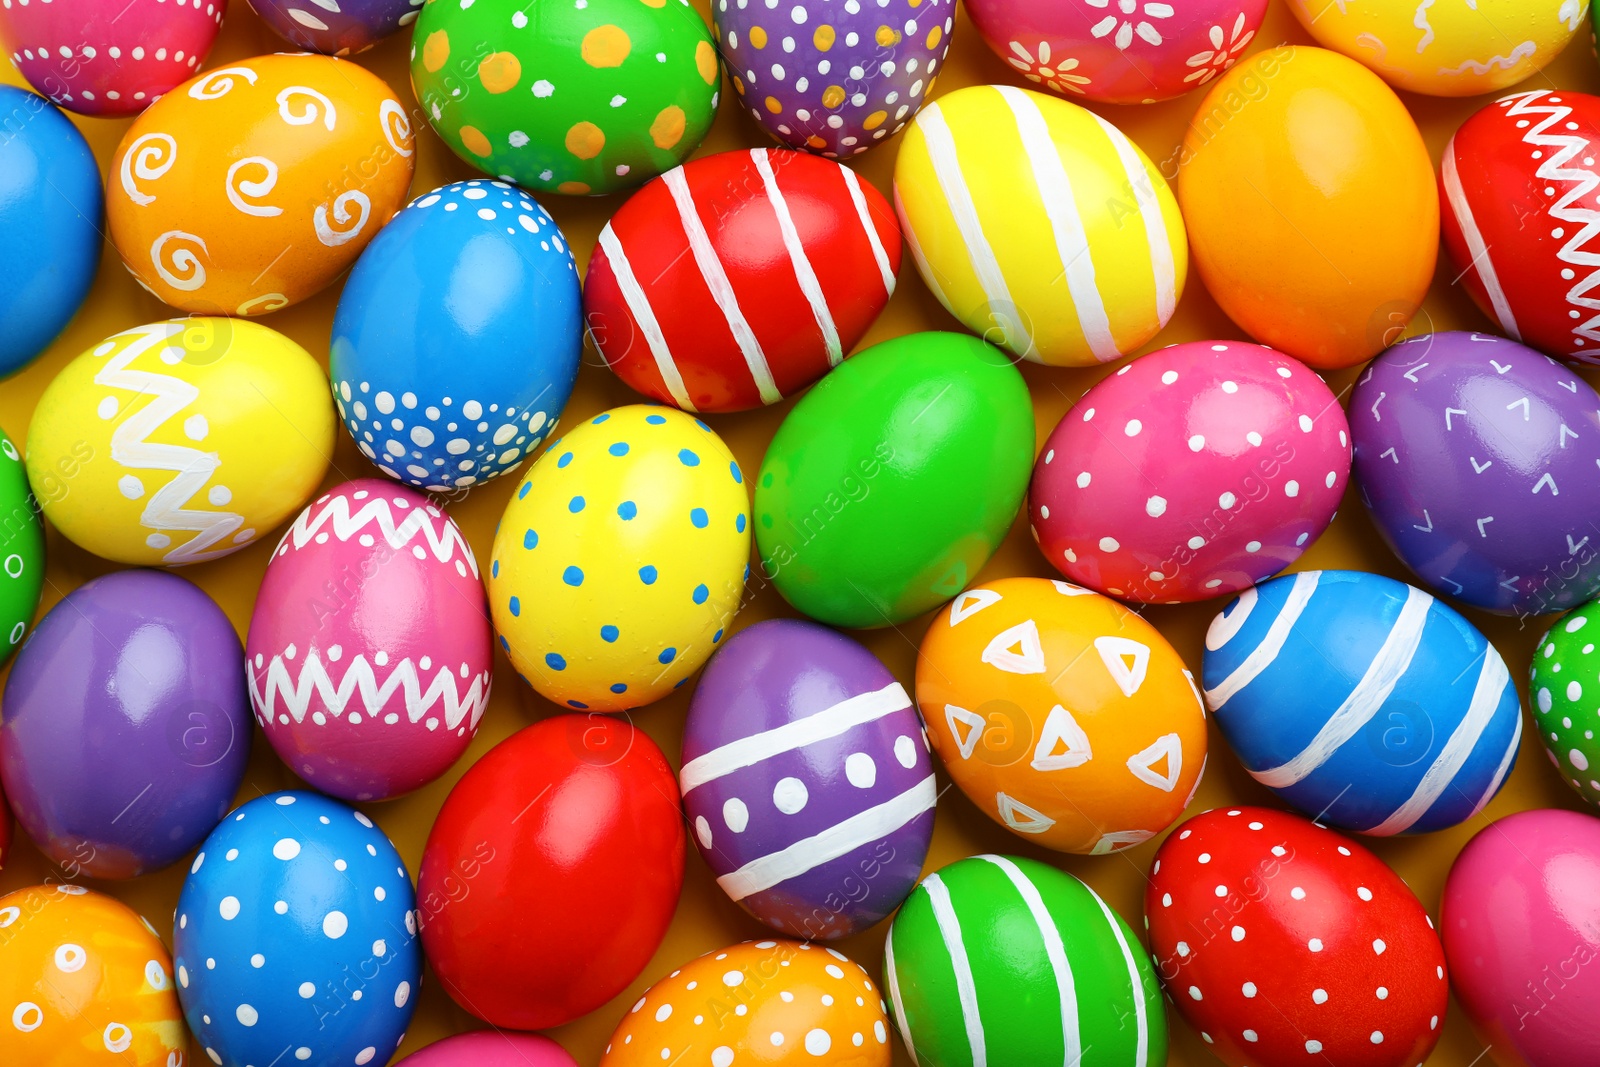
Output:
[
  {"left": 1242, "top": 981, "right": 1256, "bottom": 997},
  {"left": 1124, "top": 419, "right": 1142, "bottom": 437},
  {"left": 273, "top": 839, "right": 301, "bottom": 860},
  {"left": 236, "top": 1004, "right": 258, "bottom": 1026},
  {"left": 845, "top": 753, "right": 876, "bottom": 788},
  {"left": 1146, "top": 496, "right": 1167, "bottom": 517},
  {"left": 894, "top": 735, "right": 917, "bottom": 768},
  {"left": 805, "top": 1030, "right": 831, "bottom": 1055},
  {"left": 322, "top": 912, "right": 348, "bottom": 939},
  {"left": 1188, "top": 434, "right": 1205, "bottom": 451},
  {"left": 1313, "top": 988, "right": 1328, "bottom": 1004},
  {"left": 1099, "top": 536, "right": 1120, "bottom": 552},
  {"left": 219, "top": 897, "right": 240, "bottom": 920},
  {"left": 1219, "top": 492, "right": 1236, "bottom": 509},
  {"left": 773, "top": 777, "right": 808, "bottom": 813},
  {"left": 724, "top": 797, "right": 749, "bottom": 832}
]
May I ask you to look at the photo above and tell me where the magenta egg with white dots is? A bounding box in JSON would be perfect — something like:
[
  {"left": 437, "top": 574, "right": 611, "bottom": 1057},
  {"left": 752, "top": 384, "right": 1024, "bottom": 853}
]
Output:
[{"left": 1029, "top": 341, "right": 1350, "bottom": 603}]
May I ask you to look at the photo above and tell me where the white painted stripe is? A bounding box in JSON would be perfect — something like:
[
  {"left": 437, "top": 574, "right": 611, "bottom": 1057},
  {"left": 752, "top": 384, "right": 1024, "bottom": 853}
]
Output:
[
  {"left": 1087, "top": 886, "right": 1150, "bottom": 1067},
  {"left": 1366, "top": 649, "right": 1513, "bottom": 836},
  {"left": 978, "top": 856, "right": 1080, "bottom": 1067},
  {"left": 1204, "top": 571, "right": 1321, "bottom": 710},
  {"left": 993, "top": 85, "right": 1118, "bottom": 364},
  {"left": 897, "top": 190, "right": 954, "bottom": 310},
  {"left": 1089, "top": 112, "right": 1178, "bottom": 328},
  {"left": 884, "top": 930, "right": 920, "bottom": 1065},
  {"left": 596, "top": 223, "right": 696, "bottom": 411},
  {"left": 662, "top": 166, "right": 782, "bottom": 404},
  {"left": 679, "top": 682, "right": 911, "bottom": 791},
  {"left": 1468, "top": 703, "right": 1522, "bottom": 819},
  {"left": 1441, "top": 137, "right": 1521, "bottom": 340},
  {"left": 753, "top": 148, "right": 843, "bottom": 366},
  {"left": 924, "top": 872, "right": 987, "bottom": 1067},
  {"left": 843, "top": 165, "right": 897, "bottom": 294},
  {"left": 1252, "top": 586, "right": 1434, "bottom": 789}
]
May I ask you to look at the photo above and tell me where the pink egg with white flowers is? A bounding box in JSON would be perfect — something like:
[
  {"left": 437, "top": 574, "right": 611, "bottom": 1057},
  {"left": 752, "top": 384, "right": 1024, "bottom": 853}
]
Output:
[
  {"left": 245, "top": 479, "right": 492, "bottom": 802},
  {"left": 1028, "top": 340, "right": 1350, "bottom": 603}
]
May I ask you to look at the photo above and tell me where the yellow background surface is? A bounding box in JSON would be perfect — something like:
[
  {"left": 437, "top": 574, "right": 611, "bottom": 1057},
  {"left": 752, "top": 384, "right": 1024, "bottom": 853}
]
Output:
[{"left": 2, "top": 3, "right": 1595, "bottom": 1065}]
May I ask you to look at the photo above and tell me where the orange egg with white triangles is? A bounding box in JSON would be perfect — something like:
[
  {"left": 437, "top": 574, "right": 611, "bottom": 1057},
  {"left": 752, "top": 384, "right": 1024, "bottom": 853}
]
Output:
[{"left": 915, "top": 576, "right": 1208, "bottom": 855}]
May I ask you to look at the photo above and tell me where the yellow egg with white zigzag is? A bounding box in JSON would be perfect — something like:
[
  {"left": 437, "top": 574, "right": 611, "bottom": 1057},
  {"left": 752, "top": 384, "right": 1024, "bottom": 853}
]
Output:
[
  {"left": 26, "top": 319, "right": 334, "bottom": 567},
  {"left": 893, "top": 83, "right": 1187, "bottom": 368}
]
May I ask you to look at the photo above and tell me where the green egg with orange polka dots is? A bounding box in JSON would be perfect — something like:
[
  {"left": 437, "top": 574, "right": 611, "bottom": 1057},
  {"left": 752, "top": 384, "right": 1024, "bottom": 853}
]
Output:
[
  {"left": 488, "top": 405, "right": 751, "bottom": 711},
  {"left": 1530, "top": 600, "right": 1600, "bottom": 808},
  {"left": 410, "top": 0, "right": 721, "bottom": 196}
]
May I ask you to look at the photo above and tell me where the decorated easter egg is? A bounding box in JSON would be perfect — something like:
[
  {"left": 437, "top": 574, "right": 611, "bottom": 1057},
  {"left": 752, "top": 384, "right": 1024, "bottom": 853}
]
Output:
[
  {"left": 895, "top": 85, "right": 1186, "bottom": 367},
  {"left": 410, "top": 0, "right": 719, "bottom": 196},
  {"left": 755, "top": 332, "right": 1032, "bottom": 628},
  {"left": 106, "top": 53, "right": 415, "bottom": 315},
  {"left": 0, "top": 570, "right": 250, "bottom": 879},
  {"left": 246, "top": 480, "right": 492, "bottom": 803},
  {"left": 1442, "top": 808, "right": 1600, "bottom": 1067},
  {"left": 26, "top": 319, "right": 334, "bottom": 566},
  {"left": 585, "top": 148, "right": 902, "bottom": 413},
  {"left": 332, "top": 180, "right": 581, "bottom": 489},
  {"left": 0, "top": 426, "right": 43, "bottom": 666},
  {"left": 1029, "top": 341, "right": 1349, "bottom": 603},
  {"left": 1147, "top": 806, "right": 1449, "bottom": 1067},
  {"left": 399, "top": 1032, "right": 582, "bottom": 1067},
  {"left": 1350, "top": 331, "right": 1600, "bottom": 615},
  {"left": 0, "top": 0, "right": 224, "bottom": 116},
  {"left": 1203, "top": 570, "right": 1522, "bottom": 834},
  {"left": 0, "top": 885, "right": 185, "bottom": 1063},
  {"left": 489, "top": 405, "right": 748, "bottom": 712},
  {"left": 0, "top": 87, "right": 102, "bottom": 378},
  {"left": 248, "top": 0, "right": 416, "bottom": 54},
  {"left": 917, "top": 577, "right": 1206, "bottom": 853},
  {"left": 886, "top": 854, "right": 1166, "bottom": 1066},
  {"left": 419, "top": 716, "right": 685, "bottom": 1030},
  {"left": 966, "top": 0, "right": 1267, "bottom": 104},
  {"left": 682, "top": 618, "right": 935, "bottom": 939},
  {"left": 601, "top": 940, "right": 892, "bottom": 1067},
  {"left": 174, "top": 791, "right": 420, "bottom": 1067},
  {"left": 1286, "top": 0, "right": 1581, "bottom": 97},
  {"left": 1531, "top": 604, "right": 1600, "bottom": 806},
  {"left": 1179, "top": 47, "right": 1438, "bottom": 370},
  {"left": 716, "top": 0, "right": 954, "bottom": 156}
]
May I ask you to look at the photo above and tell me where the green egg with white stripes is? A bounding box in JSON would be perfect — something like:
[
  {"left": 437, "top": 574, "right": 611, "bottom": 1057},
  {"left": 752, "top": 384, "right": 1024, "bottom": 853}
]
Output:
[{"left": 884, "top": 853, "right": 1166, "bottom": 1067}]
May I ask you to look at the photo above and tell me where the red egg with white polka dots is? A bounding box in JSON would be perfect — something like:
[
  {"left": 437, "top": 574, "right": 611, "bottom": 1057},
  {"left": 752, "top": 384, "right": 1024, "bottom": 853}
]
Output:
[
  {"left": 1145, "top": 806, "right": 1448, "bottom": 1067},
  {"left": 1029, "top": 341, "right": 1350, "bottom": 603}
]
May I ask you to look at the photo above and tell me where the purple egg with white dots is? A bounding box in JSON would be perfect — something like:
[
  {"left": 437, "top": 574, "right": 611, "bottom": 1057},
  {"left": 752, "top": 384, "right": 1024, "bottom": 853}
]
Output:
[
  {"left": 173, "top": 791, "right": 421, "bottom": 1067},
  {"left": 247, "top": 0, "right": 418, "bottom": 55},
  {"left": 680, "top": 618, "right": 935, "bottom": 939}
]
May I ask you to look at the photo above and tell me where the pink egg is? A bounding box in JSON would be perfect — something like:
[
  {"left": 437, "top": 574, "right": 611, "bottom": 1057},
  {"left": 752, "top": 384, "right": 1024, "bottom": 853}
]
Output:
[
  {"left": 964, "top": 0, "right": 1268, "bottom": 104},
  {"left": 396, "top": 1032, "right": 580, "bottom": 1067},
  {"left": 1028, "top": 340, "right": 1350, "bottom": 603},
  {"left": 245, "top": 479, "right": 492, "bottom": 802},
  {"left": 0, "top": 0, "right": 226, "bottom": 116}
]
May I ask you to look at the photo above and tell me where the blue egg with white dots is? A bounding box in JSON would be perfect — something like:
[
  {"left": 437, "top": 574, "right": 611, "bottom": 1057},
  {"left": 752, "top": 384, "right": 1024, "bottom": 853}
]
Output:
[
  {"left": 172, "top": 791, "right": 420, "bottom": 1067},
  {"left": 331, "top": 179, "right": 581, "bottom": 491}
]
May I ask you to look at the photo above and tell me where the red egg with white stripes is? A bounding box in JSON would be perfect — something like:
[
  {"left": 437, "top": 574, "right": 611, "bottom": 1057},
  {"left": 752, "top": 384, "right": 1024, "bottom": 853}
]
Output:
[
  {"left": 1146, "top": 806, "right": 1448, "bottom": 1067},
  {"left": 1441, "top": 89, "right": 1600, "bottom": 364},
  {"left": 584, "top": 147, "right": 902, "bottom": 414}
]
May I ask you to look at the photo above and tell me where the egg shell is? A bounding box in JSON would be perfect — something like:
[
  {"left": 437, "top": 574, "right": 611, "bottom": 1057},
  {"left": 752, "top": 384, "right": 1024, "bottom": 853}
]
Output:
[
  {"left": 0, "top": 885, "right": 185, "bottom": 1063},
  {"left": 716, "top": 0, "right": 954, "bottom": 156},
  {"left": 174, "top": 791, "right": 420, "bottom": 1067},
  {"left": 1530, "top": 605, "right": 1600, "bottom": 805},
  {"left": 682, "top": 618, "right": 934, "bottom": 939},
  {"left": 1179, "top": 46, "right": 1438, "bottom": 370},
  {"left": 1350, "top": 331, "right": 1600, "bottom": 615},
  {"left": 965, "top": 0, "right": 1268, "bottom": 104},
  {"left": 1286, "top": 0, "right": 1581, "bottom": 97},
  {"left": 885, "top": 853, "right": 1166, "bottom": 1066},
  {"left": 755, "top": 331, "right": 1032, "bottom": 628},
  {"left": 410, "top": 0, "right": 719, "bottom": 196},
  {"left": 246, "top": 480, "right": 492, "bottom": 803},
  {"left": 0, "top": 570, "right": 251, "bottom": 879},
  {"left": 26, "top": 319, "right": 334, "bottom": 566},
  {"left": 106, "top": 53, "right": 415, "bottom": 315},
  {"left": 1029, "top": 341, "right": 1349, "bottom": 603},
  {"left": 1146, "top": 806, "right": 1448, "bottom": 1067},
  {"left": 332, "top": 180, "right": 581, "bottom": 490},
  {"left": 0, "top": 87, "right": 102, "bottom": 378},
  {"left": 600, "top": 939, "right": 892, "bottom": 1067},
  {"left": 418, "top": 715, "right": 685, "bottom": 1030},
  {"left": 0, "top": 0, "right": 224, "bottom": 116},
  {"left": 1442, "top": 808, "right": 1600, "bottom": 1067},
  {"left": 397, "top": 1031, "right": 581, "bottom": 1067},
  {"left": 0, "top": 425, "right": 43, "bottom": 666},
  {"left": 248, "top": 0, "right": 416, "bottom": 55},
  {"left": 1440, "top": 91, "right": 1600, "bottom": 365},
  {"left": 1203, "top": 569, "right": 1522, "bottom": 835},
  {"left": 894, "top": 84, "right": 1186, "bottom": 367},
  {"left": 584, "top": 148, "right": 902, "bottom": 413}
]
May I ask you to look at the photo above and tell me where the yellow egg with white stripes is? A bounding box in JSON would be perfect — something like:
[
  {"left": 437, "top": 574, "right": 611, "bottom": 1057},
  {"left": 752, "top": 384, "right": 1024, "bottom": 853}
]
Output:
[{"left": 893, "top": 84, "right": 1187, "bottom": 368}]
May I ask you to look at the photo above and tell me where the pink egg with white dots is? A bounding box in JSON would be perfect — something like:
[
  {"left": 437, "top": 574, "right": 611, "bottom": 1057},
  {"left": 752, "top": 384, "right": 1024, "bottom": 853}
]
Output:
[{"left": 1029, "top": 340, "right": 1350, "bottom": 603}]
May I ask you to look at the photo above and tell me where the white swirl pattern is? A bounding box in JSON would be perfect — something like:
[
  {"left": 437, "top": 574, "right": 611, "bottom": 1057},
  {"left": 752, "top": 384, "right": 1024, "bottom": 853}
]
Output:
[
  {"left": 314, "top": 191, "right": 371, "bottom": 247},
  {"left": 119, "top": 133, "right": 177, "bottom": 207},
  {"left": 150, "top": 231, "right": 209, "bottom": 291},
  {"left": 225, "top": 157, "right": 284, "bottom": 217},
  {"left": 277, "top": 86, "right": 337, "bottom": 131},
  {"left": 187, "top": 66, "right": 259, "bottom": 100},
  {"left": 379, "top": 98, "right": 414, "bottom": 158},
  {"left": 236, "top": 293, "right": 290, "bottom": 316}
]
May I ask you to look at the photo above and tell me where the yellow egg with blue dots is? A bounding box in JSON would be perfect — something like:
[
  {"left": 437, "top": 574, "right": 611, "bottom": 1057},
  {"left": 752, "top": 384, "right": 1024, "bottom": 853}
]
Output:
[{"left": 489, "top": 405, "right": 751, "bottom": 712}]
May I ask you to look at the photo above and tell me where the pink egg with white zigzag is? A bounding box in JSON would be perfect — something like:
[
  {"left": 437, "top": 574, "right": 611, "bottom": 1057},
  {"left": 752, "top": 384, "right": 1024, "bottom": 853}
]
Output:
[{"left": 246, "top": 478, "right": 493, "bottom": 802}]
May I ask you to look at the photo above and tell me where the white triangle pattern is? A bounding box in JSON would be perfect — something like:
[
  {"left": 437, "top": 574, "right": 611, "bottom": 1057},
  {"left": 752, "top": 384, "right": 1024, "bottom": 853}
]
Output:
[
  {"left": 1090, "top": 829, "right": 1156, "bottom": 855},
  {"left": 1125, "top": 732, "right": 1183, "bottom": 792},
  {"left": 982, "top": 619, "right": 1046, "bottom": 675},
  {"left": 949, "top": 588, "right": 1001, "bottom": 626},
  {"left": 944, "top": 704, "right": 985, "bottom": 760},
  {"left": 1031, "top": 704, "right": 1094, "bottom": 772},
  {"left": 1052, "top": 580, "right": 1096, "bottom": 597},
  {"left": 996, "top": 791, "right": 1055, "bottom": 835},
  {"left": 1094, "top": 636, "right": 1150, "bottom": 697}
]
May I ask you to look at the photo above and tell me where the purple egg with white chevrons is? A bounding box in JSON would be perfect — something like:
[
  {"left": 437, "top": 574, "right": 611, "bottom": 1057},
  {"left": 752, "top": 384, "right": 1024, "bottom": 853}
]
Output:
[
  {"left": 680, "top": 618, "right": 934, "bottom": 939},
  {"left": 246, "top": 0, "right": 417, "bottom": 54},
  {"left": 1350, "top": 330, "right": 1600, "bottom": 616}
]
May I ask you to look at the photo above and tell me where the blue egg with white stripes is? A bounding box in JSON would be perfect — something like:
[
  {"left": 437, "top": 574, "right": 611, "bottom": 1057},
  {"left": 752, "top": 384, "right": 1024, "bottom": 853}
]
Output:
[
  {"left": 1202, "top": 569, "right": 1522, "bottom": 835},
  {"left": 331, "top": 179, "right": 582, "bottom": 491}
]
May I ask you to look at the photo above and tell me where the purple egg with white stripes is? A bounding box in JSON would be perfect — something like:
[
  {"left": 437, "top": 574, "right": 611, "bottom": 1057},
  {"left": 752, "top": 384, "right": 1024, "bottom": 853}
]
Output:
[{"left": 681, "top": 618, "right": 934, "bottom": 939}]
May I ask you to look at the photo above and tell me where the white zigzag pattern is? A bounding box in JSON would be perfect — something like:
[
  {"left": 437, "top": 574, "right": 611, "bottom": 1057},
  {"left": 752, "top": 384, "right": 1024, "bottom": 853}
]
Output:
[
  {"left": 250, "top": 650, "right": 490, "bottom": 732},
  {"left": 276, "top": 493, "right": 478, "bottom": 578}
]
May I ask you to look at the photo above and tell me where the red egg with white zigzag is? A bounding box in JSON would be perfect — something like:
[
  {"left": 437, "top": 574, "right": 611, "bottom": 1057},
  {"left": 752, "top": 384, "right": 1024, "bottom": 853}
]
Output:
[
  {"left": 584, "top": 147, "right": 902, "bottom": 414},
  {"left": 245, "top": 478, "right": 492, "bottom": 802},
  {"left": 1441, "top": 89, "right": 1600, "bottom": 365}
]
